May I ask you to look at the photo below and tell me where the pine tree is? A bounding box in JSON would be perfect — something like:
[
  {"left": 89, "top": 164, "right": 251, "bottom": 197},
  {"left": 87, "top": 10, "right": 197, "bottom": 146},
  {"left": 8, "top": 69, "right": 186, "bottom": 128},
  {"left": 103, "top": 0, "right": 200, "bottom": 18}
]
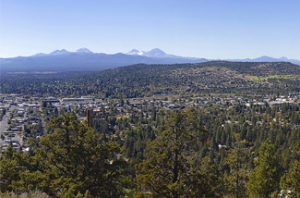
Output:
[
  {"left": 36, "top": 113, "right": 129, "bottom": 197},
  {"left": 137, "top": 110, "right": 222, "bottom": 197},
  {"left": 280, "top": 160, "right": 300, "bottom": 198},
  {"left": 247, "top": 140, "right": 280, "bottom": 197},
  {"left": 0, "top": 146, "right": 20, "bottom": 192},
  {"left": 224, "top": 147, "right": 249, "bottom": 197}
]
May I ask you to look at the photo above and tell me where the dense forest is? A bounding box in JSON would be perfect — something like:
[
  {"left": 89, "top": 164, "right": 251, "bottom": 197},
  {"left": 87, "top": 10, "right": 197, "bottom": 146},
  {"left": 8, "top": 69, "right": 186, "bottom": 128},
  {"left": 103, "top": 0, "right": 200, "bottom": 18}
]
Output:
[
  {"left": 1, "top": 61, "right": 300, "bottom": 97},
  {"left": 1, "top": 102, "right": 300, "bottom": 197}
]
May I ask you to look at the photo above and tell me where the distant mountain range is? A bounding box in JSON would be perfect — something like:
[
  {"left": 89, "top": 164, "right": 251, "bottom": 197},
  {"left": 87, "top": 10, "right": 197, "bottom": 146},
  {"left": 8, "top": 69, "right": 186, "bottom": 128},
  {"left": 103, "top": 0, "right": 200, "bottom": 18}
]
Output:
[
  {"left": 227, "top": 56, "right": 300, "bottom": 65},
  {"left": 0, "top": 48, "right": 299, "bottom": 73}
]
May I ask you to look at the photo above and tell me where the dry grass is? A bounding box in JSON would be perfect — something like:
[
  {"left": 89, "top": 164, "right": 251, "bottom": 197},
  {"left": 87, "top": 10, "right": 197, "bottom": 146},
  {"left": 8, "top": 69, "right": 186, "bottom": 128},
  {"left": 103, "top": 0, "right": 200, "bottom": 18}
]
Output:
[{"left": 0, "top": 191, "right": 49, "bottom": 198}]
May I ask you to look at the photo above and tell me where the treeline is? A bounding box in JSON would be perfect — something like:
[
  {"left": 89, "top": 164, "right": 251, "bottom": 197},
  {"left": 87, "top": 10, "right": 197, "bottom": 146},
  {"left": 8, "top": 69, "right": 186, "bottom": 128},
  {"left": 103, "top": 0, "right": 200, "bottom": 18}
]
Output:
[{"left": 1, "top": 106, "right": 300, "bottom": 197}]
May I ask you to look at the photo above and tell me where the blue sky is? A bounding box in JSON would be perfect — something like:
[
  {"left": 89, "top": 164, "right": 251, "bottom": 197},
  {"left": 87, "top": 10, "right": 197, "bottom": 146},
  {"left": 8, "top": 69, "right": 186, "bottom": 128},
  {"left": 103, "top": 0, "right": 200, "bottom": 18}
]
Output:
[{"left": 0, "top": 0, "right": 299, "bottom": 59}]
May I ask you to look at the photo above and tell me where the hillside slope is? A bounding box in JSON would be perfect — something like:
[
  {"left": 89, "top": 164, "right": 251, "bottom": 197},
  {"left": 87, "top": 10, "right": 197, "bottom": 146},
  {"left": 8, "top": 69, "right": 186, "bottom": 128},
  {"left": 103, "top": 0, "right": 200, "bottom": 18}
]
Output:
[{"left": 1, "top": 61, "right": 300, "bottom": 97}]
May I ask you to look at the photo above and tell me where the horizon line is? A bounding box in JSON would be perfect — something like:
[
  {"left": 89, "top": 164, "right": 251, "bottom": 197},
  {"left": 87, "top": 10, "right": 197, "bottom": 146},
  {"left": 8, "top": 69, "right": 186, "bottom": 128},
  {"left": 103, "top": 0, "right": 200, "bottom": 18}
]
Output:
[{"left": 1, "top": 48, "right": 299, "bottom": 61}]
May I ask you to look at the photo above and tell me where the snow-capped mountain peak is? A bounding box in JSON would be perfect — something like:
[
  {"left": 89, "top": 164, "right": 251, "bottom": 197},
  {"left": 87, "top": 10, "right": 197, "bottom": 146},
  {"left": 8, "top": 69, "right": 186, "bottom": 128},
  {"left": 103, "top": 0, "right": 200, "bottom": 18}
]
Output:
[
  {"left": 127, "top": 48, "right": 169, "bottom": 57},
  {"left": 50, "top": 49, "right": 70, "bottom": 55},
  {"left": 76, "top": 48, "right": 93, "bottom": 53},
  {"left": 127, "top": 49, "right": 145, "bottom": 56},
  {"left": 143, "top": 48, "right": 167, "bottom": 57}
]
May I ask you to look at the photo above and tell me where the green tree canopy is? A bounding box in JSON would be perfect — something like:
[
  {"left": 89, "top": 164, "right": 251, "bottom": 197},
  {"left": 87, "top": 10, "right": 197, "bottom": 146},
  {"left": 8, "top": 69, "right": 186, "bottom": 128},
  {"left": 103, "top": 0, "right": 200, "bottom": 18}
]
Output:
[
  {"left": 137, "top": 110, "right": 222, "bottom": 197},
  {"left": 247, "top": 140, "right": 280, "bottom": 198},
  {"left": 280, "top": 160, "right": 300, "bottom": 198}
]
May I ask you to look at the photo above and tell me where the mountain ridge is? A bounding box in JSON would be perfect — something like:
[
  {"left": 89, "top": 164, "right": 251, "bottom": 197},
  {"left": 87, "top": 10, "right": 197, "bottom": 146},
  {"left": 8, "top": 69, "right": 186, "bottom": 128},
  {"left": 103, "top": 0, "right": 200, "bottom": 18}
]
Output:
[
  {"left": 0, "top": 48, "right": 299, "bottom": 73},
  {"left": 0, "top": 48, "right": 207, "bottom": 73}
]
